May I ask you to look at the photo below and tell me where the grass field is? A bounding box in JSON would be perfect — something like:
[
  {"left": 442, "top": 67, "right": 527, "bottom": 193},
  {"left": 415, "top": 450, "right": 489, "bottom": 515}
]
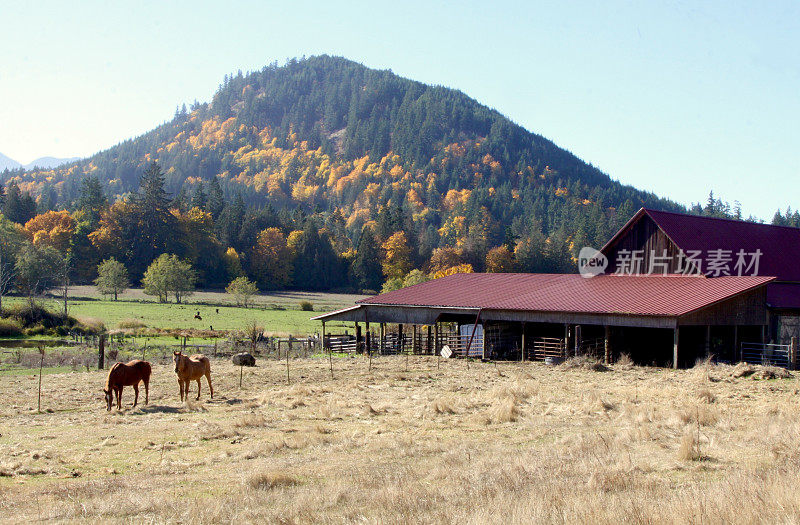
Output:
[
  {"left": 2, "top": 355, "right": 800, "bottom": 522},
  {"left": 2, "top": 288, "right": 367, "bottom": 339}
]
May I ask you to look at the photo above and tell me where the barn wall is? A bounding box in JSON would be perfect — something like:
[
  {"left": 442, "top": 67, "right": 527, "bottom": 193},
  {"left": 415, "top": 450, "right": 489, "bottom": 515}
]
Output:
[
  {"left": 604, "top": 214, "right": 690, "bottom": 274},
  {"left": 679, "top": 287, "right": 767, "bottom": 326}
]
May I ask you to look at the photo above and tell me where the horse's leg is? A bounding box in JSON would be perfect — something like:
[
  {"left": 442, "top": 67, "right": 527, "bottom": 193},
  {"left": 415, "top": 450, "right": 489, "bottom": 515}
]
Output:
[
  {"left": 116, "top": 387, "right": 122, "bottom": 410},
  {"left": 196, "top": 378, "right": 201, "bottom": 400},
  {"left": 144, "top": 379, "right": 149, "bottom": 405},
  {"left": 133, "top": 384, "right": 139, "bottom": 407},
  {"left": 206, "top": 373, "right": 214, "bottom": 399},
  {"left": 178, "top": 379, "right": 184, "bottom": 402}
]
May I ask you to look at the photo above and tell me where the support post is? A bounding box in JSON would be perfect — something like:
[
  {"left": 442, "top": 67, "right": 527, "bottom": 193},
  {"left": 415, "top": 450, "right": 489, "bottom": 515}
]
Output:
[
  {"left": 564, "top": 324, "right": 570, "bottom": 358},
  {"left": 98, "top": 334, "right": 105, "bottom": 370},
  {"left": 575, "top": 325, "right": 582, "bottom": 356},
  {"left": 604, "top": 325, "right": 611, "bottom": 364},
  {"left": 673, "top": 327, "right": 680, "bottom": 369},
  {"left": 434, "top": 323, "right": 439, "bottom": 355},
  {"left": 321, "top": 322, "right": 326, "bottom": 353},
  {"left": 380, "top": 323, "right": 386, "bottom": 354},
  {"left": 427, "top": 325, "right": 432, "bottom": 355},
  {"left": 521, "top": 322, "right": 527, "bottom": 362},
  {"left": 355, "top": 323, "right": 362, "bottom": 354},
  {"left": 412, "top": 325, "right": 418, "bottom": 355},
  {"left": 792, "top": 336, "right": 798, "bottom": 370},
  {"left": 398, "top": 324, "right": 404, "bottom": 354},
  {"left": 365, "top": 322, "right": 371, "bottom": 357}
]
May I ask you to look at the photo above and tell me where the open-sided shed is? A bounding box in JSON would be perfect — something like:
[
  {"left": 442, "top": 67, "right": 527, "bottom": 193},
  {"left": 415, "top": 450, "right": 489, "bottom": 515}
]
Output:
[{"left": 314, "top": 273, "right": 776, "bottom": 368}]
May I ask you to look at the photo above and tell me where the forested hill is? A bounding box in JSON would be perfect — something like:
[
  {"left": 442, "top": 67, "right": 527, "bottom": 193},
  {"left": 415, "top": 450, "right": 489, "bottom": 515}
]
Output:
[{"left": 1, "top": 55, "right": 686, "bottom": 291}]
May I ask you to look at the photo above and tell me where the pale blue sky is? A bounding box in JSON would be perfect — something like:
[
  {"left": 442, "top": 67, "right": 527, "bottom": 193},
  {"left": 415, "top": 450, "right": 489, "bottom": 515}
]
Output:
[{"left": 1, "top": 1, "right": 798, "bottom": 219}]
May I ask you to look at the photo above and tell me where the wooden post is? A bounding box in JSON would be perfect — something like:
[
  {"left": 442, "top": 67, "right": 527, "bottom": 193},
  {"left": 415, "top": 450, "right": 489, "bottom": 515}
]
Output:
[
  {"left": 521, "top": 322, "right": 526, "bottom": 362},
  {"left": 673, "top": 327, "right": 680, "bottom": 369},
  {"left": 791, "top": 336, "right": 798, "bottom": 370},
  {"left": 427, "top": 325, "right": 432, "bottom": 355},
  {"left": 398, "top": 324, "right": 404, "bottom": 354},
  {"left": 563, "top": 324, "right": 569, "bottom": 358},
  {"left": 412, "top": 325, "right": 418, "bottom": 355},
  {"left": 434, "top": 323, "right": 439, "bottom": 355},
  {"left": 380, "top": 323, "right": 386, "bottom": 354},
  {"left": 575, "top": 325, "right": 582, "bottom": 356},
  {"left": 98, "top": 334, "right": 105, "bottom": 370},
  {"left": 321, "top": 322, "right": 326, "bottom": 353},
  {"left": 365, "top": 322, "right": 371, "bottom": 357},
  {"left": 355, "top": 323, "right": 362, "bottom": 354},
  {"left": 604, "top": 325, "right": 611, "bottom": 364}
]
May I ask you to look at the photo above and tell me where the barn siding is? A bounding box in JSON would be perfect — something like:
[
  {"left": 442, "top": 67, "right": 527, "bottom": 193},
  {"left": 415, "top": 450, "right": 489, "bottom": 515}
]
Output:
[
  {"left": 678, "top": 287, "right": 767, "bottom": 326},
  {"left": 604, "top": 215, "right": 693, "bottom": 275}
]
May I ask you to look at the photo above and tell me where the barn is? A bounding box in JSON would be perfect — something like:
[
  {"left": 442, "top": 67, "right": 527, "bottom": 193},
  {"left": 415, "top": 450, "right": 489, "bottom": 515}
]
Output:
[{"left": 314, "top": 208, "right": 800, "bottom": 369}]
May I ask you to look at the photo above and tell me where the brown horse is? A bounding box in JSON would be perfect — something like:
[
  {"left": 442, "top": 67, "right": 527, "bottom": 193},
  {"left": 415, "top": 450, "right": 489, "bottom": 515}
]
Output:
[
  {"left": 104, "top": 360, "right": 151, "bottom": 411},
  {"left": 173, "top": 351, "right": 213, "bottom": 401}
]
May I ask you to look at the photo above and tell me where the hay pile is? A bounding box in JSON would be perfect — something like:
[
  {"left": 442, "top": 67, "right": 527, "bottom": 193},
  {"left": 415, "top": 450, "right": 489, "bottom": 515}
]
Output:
[{"left": 731, "top": 362, "right": 793, "bottom": 380}]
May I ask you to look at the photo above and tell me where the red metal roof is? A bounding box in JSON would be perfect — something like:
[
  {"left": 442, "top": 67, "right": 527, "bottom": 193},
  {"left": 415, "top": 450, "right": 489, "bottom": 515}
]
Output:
[
  {"left": 641, "top": 209, "right": 800, "bottom": 281},
  {"left": 358, "top": 273, "right": 774, "bottom": 317}
]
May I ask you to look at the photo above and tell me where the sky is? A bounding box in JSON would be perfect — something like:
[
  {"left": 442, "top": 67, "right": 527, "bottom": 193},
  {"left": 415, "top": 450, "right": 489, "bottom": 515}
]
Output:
[{"left": 1, "top": 0, "right": 798, "bottom": 219}]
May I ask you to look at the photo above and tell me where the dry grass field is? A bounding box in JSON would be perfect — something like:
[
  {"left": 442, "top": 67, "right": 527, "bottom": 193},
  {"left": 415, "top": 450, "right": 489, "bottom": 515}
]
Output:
[{"left": 2, "top": 355, "right": 800, "bottom": 523}]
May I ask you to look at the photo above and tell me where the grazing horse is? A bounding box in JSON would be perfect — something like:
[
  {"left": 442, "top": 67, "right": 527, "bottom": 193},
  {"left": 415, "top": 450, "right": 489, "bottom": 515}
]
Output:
[
  {"left": 173, "top": 351, "right": 213, "bottom": 401},
  {"left": 104, "top": 360, "right": 151, "bottom": 411}
]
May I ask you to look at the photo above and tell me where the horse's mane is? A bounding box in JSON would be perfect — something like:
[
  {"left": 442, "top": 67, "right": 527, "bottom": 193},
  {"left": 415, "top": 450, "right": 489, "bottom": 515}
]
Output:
[{"left": 105, "top": 362, "right": 122, "bottom": 390}]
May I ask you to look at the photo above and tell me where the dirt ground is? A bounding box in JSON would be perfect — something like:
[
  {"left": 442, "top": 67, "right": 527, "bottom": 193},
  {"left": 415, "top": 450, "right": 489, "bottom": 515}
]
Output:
[{"left": 2, "top": 355, "right": 800, "bottom": 523}]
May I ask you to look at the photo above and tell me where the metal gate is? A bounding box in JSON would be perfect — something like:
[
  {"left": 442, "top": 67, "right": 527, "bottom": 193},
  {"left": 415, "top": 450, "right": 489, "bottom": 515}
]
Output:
[{"left": 740, "top": 342, "right": 790, "bottom": 368}]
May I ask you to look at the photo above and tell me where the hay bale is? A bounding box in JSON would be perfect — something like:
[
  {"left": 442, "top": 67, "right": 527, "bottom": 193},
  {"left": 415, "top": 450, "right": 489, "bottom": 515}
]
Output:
[
  {"left": 232, "top": 352, "right": 256, "bottom": 367},
  {"left": 560, "top": 356, "right": 609, "bottom": 372}
]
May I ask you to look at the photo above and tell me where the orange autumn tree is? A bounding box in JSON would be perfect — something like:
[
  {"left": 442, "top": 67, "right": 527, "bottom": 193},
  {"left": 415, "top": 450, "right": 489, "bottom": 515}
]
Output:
[
  {"left": 23, "top": 210, "right": 76, "bottom": 251},
  {"left": 485, "top": 246, "right": 515, "bottom": 273},
  {"left": 381, "top": 231, "right": 413, "bottom": 279},
  {"left": 250, "top": 227, "right": 292, "bottom": 289}
]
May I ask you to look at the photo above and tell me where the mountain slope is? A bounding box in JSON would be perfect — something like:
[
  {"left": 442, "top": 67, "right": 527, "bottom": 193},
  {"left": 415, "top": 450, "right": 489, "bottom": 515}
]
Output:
[
  {"left": 0, "top": 152, "right": 21, "bottom": 171},
  {"left": 2, "top": 55, "right": 683, "bottom": 271}
]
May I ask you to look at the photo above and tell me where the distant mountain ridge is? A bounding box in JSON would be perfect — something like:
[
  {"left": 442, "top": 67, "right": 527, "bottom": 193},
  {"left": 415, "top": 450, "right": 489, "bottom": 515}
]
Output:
[{"left": 0, "top": 152, "right": 79, "bottom": 171}]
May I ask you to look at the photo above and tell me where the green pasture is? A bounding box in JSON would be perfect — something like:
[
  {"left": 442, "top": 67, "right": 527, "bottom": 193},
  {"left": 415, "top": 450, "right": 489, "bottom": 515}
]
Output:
[{"left": 1, "top": 288, "right": 366, "bottom": 340}]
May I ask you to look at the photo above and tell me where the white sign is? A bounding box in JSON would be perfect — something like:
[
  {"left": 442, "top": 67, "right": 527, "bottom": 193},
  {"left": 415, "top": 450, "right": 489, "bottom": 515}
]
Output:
[{"left": 440, "top": 345, "right": 452, "bottom": 359}]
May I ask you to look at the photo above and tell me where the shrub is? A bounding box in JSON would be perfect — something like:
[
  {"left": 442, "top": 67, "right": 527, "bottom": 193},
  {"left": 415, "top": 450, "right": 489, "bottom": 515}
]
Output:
[
  {"left": 117, "top": 318, "right": 147, "bottom": 330},
  {"left": 299, "top": 300, "right": 314, "bottom": 312},
  {"left": 0, "top": 318, "right": 23, "bottom": 337},
  {"left": 247, "top": 470, "right": 300, "bottom": 490}
]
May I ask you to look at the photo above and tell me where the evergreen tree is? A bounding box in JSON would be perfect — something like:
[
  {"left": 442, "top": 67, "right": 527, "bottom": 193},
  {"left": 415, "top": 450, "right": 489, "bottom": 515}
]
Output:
[
  {"left": 206, "top": 176, "right": 224, "bottom": 219},
  {"left": 131, "top": 162, "right": 177, "bottom": 277},
  {"left": 77, "top": 176, "right": 108, "bottom": 225},
  {"left": 350, "top": 225, "right": 382, "bottom": 291},
  {"left": 191, "top": 182, "right": 207, "bottom": 210}
]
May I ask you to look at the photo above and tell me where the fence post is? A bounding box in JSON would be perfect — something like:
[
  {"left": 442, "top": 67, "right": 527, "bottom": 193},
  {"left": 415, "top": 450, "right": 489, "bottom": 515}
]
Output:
[
  {"left": 792, "top": 336, "right": 798, "bottom": 370},
  {"left": 98, "top": 334, "right": 105, "bottom": 370}
]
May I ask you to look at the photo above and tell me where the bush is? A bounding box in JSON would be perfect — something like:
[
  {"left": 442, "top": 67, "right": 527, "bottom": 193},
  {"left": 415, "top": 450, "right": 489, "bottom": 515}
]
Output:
[
  {"left": 117, "top": 318, "right": 147, "bottom": 330},
  {"left": 299, "top": 300, "right": 314, "bottom": 312},
  {"left": 0, "top": 318, "right": 23, "bottom": 337}
]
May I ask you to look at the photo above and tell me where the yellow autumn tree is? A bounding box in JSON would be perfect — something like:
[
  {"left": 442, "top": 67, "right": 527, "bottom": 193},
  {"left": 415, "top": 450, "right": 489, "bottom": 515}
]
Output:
[
  {"left": 431, "top": 263, "right": 474, "bottom": 280},
  {"left": 251, "top": 227, "right": 292, "bottom": 289},
  {"left": 428, "top": 247, "right": 463, "bottom": 274},
  {"left": 485, "top": 246, "right": 515, "bottom": 273},
  {"left": 381, "top": 231, "right": 413, "bottom": 279},
  {"left": 223, "top": 247, "right": 244, "bottom": 279},
  {"left": 23, "top": 210, "right": 76, "bottom": 251}
]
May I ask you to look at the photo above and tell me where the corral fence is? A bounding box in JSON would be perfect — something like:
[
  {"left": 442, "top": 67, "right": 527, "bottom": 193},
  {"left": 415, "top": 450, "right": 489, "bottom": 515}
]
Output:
[{"left": 740, "top": 342, "right": 791, "bottom": 368}]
